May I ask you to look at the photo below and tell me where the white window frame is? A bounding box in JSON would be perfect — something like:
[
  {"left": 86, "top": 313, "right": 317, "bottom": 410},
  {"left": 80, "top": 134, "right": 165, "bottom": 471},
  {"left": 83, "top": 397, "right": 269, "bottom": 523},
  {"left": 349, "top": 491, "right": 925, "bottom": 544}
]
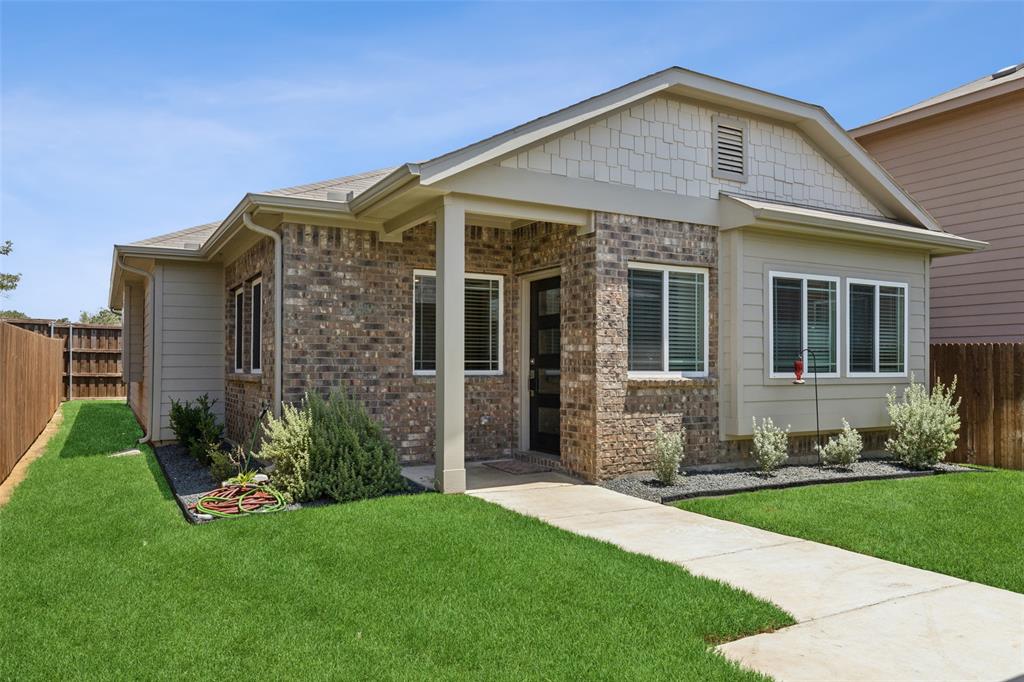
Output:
[
  {"left": 250, "top": 278, "right": 263, "bottom": 375},
  {"left": 767, "top": 271, "right": 841, "bottom": 379},
  {"left": 412, "top": 269, "right": 504, "bottom": 377},
  {"left": 233, "top": 287, "right": 244, "bottom": 373},
  {"left": 626, "top": 262, "right": 710, "bottom": 379},
  {"left": 845, "top": 278, "right": 909, "bottom": 378}
]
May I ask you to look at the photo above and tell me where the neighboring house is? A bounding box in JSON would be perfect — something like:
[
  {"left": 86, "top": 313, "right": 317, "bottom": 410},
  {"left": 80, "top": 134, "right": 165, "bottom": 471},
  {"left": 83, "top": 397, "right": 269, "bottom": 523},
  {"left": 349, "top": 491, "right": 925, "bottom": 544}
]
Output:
[
  {"left": 109, "top": 67, "right": 983, "bottom": 491},
  {"left": 851, "top": 63, "right": 1023, "bottom": 343}
]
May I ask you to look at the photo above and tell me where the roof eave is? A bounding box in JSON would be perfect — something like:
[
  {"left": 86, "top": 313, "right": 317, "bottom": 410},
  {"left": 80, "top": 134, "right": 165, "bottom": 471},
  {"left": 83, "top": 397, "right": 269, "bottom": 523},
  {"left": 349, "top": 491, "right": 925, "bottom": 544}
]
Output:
[{"left": 850, "top": 77, "right": 1024, "bottom": 138}]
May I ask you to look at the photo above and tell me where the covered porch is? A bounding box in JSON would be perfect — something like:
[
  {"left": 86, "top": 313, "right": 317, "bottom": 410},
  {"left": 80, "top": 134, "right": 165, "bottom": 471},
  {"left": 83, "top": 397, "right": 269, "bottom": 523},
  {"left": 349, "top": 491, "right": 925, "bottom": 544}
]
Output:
[{"left": 391, "top": 194, "right": 593, "bottom": 492}]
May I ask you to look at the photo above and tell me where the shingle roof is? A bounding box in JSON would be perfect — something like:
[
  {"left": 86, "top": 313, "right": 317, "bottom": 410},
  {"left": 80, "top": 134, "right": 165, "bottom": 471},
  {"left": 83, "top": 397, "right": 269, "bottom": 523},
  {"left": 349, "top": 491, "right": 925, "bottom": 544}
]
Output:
[
  {"left": 130, "top": 167, "right": 398, "bottom": 250},
  {"left": 131, "top": 221, "right": 221, "bottom": 249},
  {"left": 868, "top": 62, "right": 1024, "bottom": 124},
  {"left": 260, "top": 166, "right": 397, "bottom": 201}
]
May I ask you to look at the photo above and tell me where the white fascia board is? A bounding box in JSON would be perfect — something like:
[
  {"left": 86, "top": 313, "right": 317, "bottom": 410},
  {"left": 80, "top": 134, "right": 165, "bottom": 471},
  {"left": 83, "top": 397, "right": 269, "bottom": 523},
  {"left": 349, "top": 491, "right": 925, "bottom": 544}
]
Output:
[{"left": 718, "top": 194, "right": 986, "bottom": 255}]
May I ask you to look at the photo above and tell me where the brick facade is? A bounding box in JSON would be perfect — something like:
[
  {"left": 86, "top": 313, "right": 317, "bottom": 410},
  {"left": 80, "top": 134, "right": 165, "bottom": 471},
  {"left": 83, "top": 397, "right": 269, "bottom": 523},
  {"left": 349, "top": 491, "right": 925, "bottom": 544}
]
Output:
[
  {"left": 221, "top": 211, "right": 867, "bottom": 482},
  {"left": 224, "top": 238, "right": 274, "bottom": 443}
]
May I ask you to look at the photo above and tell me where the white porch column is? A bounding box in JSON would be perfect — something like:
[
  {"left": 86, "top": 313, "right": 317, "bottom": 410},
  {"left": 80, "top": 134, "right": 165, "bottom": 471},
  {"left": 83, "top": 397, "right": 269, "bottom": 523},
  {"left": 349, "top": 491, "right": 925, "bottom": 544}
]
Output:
[{"left": 435, "top": 196, "right": 466, "bottom": 493}]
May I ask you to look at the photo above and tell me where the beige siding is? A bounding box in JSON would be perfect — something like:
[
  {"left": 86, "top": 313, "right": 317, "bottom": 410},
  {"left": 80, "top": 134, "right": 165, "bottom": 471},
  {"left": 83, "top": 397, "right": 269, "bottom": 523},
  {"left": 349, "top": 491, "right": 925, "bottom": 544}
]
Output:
[
  {"left": 155, "top": 262, "right": 225, "bottom": 441},
  {"left": 722, "top": 229, "right": 928, "bottom": 437},
  {"left": 125, "top": 283, "right": 144, "bottom": 382},
  {"left": 856, "top": 91, "right": 1024, "bottom": 342}
]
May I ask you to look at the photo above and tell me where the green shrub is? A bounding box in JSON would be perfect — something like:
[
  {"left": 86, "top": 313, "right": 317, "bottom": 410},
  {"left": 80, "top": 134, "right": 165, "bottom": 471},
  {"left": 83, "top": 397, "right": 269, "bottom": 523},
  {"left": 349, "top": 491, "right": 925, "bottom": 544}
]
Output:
[
  {"left": 261, "top": 391, "right": 405, "bottom": 503},
  {"left": 260, "top": 402, "right": 314, "bottom": 502},
  {"left": 169, "top": 394, "right": 223, "bottom": 464},
  {"left": 752, "top": 417, "right": 789, "bottom": 475},
  {"left": 886, "top": 375, "right": 961, "bottom": 468},
  {"left": 208, "top": 444, "right": 235, "bottom": 482},
  {"left": 818, "top": 419, "right": 863, "bottom": 467},
  {"left": 652, "top": 424, "right": 685, "bottom": 485}
]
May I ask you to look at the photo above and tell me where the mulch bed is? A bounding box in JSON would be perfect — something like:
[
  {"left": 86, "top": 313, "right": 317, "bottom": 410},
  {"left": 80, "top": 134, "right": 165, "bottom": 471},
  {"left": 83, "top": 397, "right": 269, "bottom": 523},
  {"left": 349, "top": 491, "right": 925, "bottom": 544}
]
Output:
[
  {"left": 602, "top": 460, "right": 978, "bottom": 504},
  {"left": 152, "top": 443, "right": 425, "bottom": 524}
]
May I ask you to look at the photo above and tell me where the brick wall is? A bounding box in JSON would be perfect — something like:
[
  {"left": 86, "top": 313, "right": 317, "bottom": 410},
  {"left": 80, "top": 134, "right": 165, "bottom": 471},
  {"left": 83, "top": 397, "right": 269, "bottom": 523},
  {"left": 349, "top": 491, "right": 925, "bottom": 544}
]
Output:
[
  {"left": 591, "top": 212, "right": 721, "bottom": 478},
  {"left": 224, "top": 238, "right": 274, "bottom": 443}
]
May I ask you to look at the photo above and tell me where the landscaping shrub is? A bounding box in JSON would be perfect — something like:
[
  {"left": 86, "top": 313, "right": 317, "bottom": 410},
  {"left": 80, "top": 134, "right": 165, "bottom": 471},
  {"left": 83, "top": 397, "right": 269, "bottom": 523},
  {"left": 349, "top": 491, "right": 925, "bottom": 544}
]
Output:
[
  {"left": 886, "top": 375, "right": 961, "bottom": 468},
  {"left": 208, "top": 445, "right": 235, "bottom": 483},
  {"left": 752, "top": 417, "right": 789, "bottom": 475},
  {"left": 261, "top": 391, "right": 405, "bottom": 503},
  {"left": 652, "top": 424, "right": 685, "bottom": 485},
  {"left": 260, "top": 402, "right": 314, "bottom": 502},
  {"left": 818, "top": 419, "right": 863, "bottom": 467},
  {"left": 169, "top": 394, "right": 223, "bottom": 465}
]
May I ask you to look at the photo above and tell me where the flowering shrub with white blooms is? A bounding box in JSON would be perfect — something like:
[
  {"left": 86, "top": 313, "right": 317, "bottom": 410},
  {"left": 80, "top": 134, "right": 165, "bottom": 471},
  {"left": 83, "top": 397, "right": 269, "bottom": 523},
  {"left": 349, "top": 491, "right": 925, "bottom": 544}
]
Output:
[
  {"left": 886, "top": 375, "right": 961, "bottom": 468},
  {"left": 818, "top": 419, "right": 863, "bottom": 467},
  {"left": 752, "top": 417, "right": 790, "bottom": 475}
]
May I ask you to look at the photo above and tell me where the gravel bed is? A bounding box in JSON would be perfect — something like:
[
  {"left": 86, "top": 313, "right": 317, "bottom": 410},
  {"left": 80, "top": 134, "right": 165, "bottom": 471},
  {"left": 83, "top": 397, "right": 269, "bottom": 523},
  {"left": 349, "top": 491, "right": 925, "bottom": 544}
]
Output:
[
  {"left": 153, "top": 444, "right": 426, "bottom": 524},
  {"left": 602, "top": 460, "right": 976, "bottom": 504}
]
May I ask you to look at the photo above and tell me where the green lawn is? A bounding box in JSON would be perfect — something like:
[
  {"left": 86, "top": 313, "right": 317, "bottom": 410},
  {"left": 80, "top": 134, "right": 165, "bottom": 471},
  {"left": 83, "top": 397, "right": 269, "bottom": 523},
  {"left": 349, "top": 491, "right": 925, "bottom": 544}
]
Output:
[
  {"left": 0, "top": 401, "right": 791, "bottom": 680},
  {"left": 678, "top": 468, "right": 1024, "bottom": 594}
]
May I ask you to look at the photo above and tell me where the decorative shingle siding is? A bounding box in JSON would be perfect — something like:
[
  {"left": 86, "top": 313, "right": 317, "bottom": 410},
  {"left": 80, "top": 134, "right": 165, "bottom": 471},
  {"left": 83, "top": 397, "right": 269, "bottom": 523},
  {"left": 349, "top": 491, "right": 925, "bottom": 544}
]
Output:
[{"left": 498, "top": 95, "right": 884, "bottom": 217}]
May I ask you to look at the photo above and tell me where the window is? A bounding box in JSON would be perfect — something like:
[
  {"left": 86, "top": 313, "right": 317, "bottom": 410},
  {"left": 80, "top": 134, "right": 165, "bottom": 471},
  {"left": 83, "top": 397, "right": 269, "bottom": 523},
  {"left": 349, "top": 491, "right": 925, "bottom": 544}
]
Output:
[
  {"left": 233, "top": 287, "right": 244, "bottom": 372},
  {"left": 413, "top": 270, "right": 502, "bottom": 375},
  {"left": 769, "top": 272, "right": 839, "bottom": 378},
  {"left": 250, "top": 278, "right": 262, "bottom": 373},
  {"left": 712, "top": 115, "right": 747, "bottom": 182},
  {"left": 847, "top": 279, "right": 907, "bottom": 376},
  {"left": 627, "top": 264, "right": 708, "bottom": 377}
]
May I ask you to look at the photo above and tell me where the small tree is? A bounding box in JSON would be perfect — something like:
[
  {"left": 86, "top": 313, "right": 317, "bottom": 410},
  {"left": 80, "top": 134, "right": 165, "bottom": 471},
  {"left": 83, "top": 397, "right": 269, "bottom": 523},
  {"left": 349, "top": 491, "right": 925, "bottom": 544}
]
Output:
[
  {"left": 79, "top": 308, "right": 122, "bottom": 325},
  {"left": 0, "top": 241, "right": 20, "bottom": 295},
  {"left": 652, "top": 424, "right": 685, "bottom": 485},
  {"left": 752, "top": 417, "right": 790, "bottom": 475},
  {"left": 886, "top": 375, "right": 961, "bottom": 468},
  {"left": 818, "top": 419, "right": 863, "bottom": 467}
]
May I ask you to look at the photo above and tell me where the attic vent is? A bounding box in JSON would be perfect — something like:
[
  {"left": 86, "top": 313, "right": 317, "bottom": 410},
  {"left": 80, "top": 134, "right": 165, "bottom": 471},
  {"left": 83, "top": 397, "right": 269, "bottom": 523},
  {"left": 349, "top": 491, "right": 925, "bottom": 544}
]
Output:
[
  {"left": 712, "top": 115, "right": 747, "bottom": 183},
  {"left": 991, "top": 63, "right": 1023, "bottom": 80}
]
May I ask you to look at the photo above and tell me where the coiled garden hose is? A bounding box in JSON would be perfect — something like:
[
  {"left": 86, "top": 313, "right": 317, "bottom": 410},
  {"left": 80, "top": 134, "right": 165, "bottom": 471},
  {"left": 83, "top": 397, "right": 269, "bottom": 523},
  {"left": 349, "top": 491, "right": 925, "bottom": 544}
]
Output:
[{"left": 193, "top": 484, "right": 286, "bottom": 518}]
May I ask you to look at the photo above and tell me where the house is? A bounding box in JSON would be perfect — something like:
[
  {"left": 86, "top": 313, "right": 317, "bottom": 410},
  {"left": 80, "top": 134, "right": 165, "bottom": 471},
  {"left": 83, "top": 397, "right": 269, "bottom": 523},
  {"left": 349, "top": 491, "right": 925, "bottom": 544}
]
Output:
[
  {"left": 851, "top": 63, "right": 1023, "bottom": 343},
  {"left": 109, "top": 67, "right": 984, "bottom": 491}
]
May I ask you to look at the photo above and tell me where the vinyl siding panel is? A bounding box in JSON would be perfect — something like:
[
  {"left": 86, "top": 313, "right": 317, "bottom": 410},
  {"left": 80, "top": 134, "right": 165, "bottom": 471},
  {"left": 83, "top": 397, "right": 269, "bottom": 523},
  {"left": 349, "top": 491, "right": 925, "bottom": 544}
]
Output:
[
  {"left": 155, "top": 262, "right": 224, "bottom": 440},
  {"left": 856, "top": 90, "right": 1024, "bottom": 342},
  {"left": 723, "top": 229, "right": 927, "bottom": 438}
]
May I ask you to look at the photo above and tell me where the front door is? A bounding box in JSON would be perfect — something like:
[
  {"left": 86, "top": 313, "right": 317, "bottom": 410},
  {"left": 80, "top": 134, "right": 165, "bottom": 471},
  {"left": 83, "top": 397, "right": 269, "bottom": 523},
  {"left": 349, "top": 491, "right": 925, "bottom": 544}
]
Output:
[{"left": 529, "top": 276, "right": 561, "bottom": 455}]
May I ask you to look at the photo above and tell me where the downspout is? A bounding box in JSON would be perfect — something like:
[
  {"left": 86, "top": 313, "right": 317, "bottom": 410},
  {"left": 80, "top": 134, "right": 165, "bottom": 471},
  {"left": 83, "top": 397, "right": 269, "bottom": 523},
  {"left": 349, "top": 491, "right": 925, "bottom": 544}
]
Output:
[
  {"left": 119, "top": 256, "right": 154, "bottom": 443},
  {"left": 241, "top": 212, "right": 282, "bottom": 417}
]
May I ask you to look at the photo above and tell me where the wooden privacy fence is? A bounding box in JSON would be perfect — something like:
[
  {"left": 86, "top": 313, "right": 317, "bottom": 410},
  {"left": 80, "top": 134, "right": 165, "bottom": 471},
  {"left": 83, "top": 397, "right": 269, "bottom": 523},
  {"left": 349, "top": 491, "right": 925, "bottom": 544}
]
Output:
[
  {"left": 1, "top": 322, "right": 64, "bottom": 484},
  {"left": 930, "top": 343, "right": 1024, "bottom": 470},
  {"left": 0, "top": 319, "right": 125, "bottom": 399}
]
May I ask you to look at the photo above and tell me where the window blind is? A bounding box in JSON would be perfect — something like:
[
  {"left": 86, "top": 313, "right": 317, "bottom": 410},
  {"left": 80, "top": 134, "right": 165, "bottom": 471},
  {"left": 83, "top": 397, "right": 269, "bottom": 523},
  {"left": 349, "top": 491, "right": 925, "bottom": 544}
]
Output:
[
  {"left": 849, "top": 283, "right": 876, "bottom": 373},
  {"left": 414, "top": 273, "right": 501, "bottom": 373},
  {"left": 878, "top": 286, "right": 905, "bottom": 373},
  {"left": 251, "top": 281, "right": 262, "bottom": 372},
  {"left": 806, "top": 280, "right": 837, "bottom": 373},
  {"left": 627, "top": 269, "right": 664, "bottom": 371},
  {"left": 668, "top": 272, "right": 704, "bottom": 372},
  {"left": 772, "top": 277, "right": 802, "bottom": 374}
]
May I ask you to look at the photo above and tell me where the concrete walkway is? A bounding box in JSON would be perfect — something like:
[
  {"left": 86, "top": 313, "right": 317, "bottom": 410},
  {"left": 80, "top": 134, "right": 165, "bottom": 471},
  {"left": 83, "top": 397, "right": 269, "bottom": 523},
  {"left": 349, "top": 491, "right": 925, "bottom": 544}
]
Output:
[{"left": 405, "top": 462, "right": 1024, "bottom": 681}]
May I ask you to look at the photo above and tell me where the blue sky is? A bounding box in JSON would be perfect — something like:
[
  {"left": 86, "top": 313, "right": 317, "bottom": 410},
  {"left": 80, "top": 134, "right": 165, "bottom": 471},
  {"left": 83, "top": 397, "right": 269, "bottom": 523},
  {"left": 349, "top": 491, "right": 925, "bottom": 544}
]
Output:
[{"left": 1, "top": 1, "right": 1021, "bottom": 319}]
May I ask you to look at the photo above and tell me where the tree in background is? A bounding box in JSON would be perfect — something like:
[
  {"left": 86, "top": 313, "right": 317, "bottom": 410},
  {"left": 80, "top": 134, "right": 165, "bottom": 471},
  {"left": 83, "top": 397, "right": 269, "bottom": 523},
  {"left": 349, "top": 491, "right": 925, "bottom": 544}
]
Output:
[
  {"left": 0, "top": 310, "right": 28, "bottom": 319},
  {"left": 79, "top": 308, "right": 122, "bottom": 325},
  {"left": 1, "top": 241, "right": 21, "bottom": 294}
]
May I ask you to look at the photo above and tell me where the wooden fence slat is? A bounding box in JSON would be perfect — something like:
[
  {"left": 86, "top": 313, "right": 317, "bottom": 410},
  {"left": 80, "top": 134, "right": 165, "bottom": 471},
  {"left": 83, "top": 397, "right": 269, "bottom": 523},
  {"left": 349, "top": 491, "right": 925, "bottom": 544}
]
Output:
[
  {"left": 0, "top": 323, "right": 64, "bottom": 484},
  {"left": 930, "top": 342, "right": 1024, "bottom": 470},
  {"left": 0, "top": 319, "right": 125, "bottom": 399}
]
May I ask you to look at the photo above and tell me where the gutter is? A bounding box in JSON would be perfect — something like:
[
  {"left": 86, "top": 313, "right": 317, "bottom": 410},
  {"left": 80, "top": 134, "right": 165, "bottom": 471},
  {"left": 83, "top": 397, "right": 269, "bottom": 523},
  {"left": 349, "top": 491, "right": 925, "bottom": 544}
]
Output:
[
  {"left": 118, "top": 256, "right": 155, "bottom": 443},
  {"left": 241, "top": 212, "right": 282, "bottom": 418}
]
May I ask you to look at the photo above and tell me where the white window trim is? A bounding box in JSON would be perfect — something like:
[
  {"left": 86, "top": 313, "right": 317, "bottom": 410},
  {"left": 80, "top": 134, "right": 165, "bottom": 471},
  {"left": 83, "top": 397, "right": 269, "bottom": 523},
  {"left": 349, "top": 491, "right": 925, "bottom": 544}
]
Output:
[
  {"left": 233, "top": 287, "right": 244, "bottom": 373},
  {"left": 412, "top": 269, "right": 504, "bottom": 377},
  {"left": 626, "top": 262, "right": 710, "bottom": 379},
  {"left": 250, "top": 278, "right": 263, "bottom": 375},
  {"left": 845, "top": 278, "right": 909, "bottom": 379},
  {"left": 767, "top": 271, "right": 841, "bottom": 379}
]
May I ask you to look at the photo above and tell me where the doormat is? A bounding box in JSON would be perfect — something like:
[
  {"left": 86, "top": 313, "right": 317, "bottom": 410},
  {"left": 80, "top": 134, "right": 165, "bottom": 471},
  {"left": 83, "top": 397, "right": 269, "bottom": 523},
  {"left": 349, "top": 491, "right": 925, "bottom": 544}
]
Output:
[{"left": 484, "top": 459, "right": 552, "bottom": 475}]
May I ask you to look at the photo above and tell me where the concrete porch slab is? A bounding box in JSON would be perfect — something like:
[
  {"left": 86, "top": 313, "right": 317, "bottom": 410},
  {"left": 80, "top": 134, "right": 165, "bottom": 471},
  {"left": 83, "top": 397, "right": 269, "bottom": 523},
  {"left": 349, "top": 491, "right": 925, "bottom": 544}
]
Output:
[
  {"left": 682, "top": 538, "right": 966, "bottom": 622},
  {"left": 718, "top": 581, "right": 1024, "bottom": 682},
  {"left": 402, "top": 461, "right": 579, "bottom": 494}
]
